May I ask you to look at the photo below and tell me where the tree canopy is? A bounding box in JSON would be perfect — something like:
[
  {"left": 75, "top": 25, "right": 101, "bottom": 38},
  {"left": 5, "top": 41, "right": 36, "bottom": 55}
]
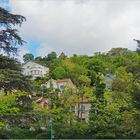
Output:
[
  {"left": 0, "top": 7, "right": 26, "bottom": 55},
  {"left": 23, "top": 53, "right": 34, "bottom": 62}
]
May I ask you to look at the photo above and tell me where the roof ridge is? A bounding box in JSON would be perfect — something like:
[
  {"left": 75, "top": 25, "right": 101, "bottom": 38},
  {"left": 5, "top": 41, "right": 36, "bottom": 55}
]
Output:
[{"left": 22, "top": 60, "right": 48, "bottom": 68}]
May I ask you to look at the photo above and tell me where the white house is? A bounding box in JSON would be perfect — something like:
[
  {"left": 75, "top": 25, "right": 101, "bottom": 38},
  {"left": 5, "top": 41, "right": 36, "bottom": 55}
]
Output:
[{"left": 22, "top": 61, "right": 49, "bottom": 79}]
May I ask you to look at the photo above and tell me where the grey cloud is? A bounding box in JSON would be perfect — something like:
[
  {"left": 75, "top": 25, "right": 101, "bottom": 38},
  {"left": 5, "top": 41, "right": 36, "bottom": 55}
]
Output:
[{"left": 9, "top": 0, "right": 140, "bottom": 56}]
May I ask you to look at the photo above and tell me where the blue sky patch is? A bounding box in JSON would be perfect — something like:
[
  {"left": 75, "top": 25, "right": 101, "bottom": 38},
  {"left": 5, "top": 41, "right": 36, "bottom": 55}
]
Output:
[{"left": 25, "top": 39, "right": 40, "bottom": 57}]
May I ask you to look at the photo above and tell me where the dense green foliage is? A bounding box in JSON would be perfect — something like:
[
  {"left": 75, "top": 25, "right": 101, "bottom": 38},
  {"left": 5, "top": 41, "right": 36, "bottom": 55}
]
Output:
[
  {"left": 0, "top": 55, "right": 32, "bottom": 93},
  {"left": 0, "top": 48, "right": 139, "bottom": 139},
  {"left": 23, "top": 53, "right": 34, "bottom": 62}
]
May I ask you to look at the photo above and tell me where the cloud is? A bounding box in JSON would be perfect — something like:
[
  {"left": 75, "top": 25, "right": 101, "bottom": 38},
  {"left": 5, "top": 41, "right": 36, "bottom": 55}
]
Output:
[
  {"left": 9, "top": 0, "right": 140, "bottom": 56},
  {"left": 16, "top": 46, "right": 29, "bottom": 62}
]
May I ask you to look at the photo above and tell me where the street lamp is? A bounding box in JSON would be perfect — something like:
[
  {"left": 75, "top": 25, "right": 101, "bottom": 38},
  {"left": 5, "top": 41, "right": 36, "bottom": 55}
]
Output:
[{"left": 49, "top": 114, "right": 54, "bottom": 140}]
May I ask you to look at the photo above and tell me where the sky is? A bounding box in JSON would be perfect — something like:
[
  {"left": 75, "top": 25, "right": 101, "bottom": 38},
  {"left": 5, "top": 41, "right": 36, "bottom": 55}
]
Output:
[{"left": 1, "top": 0, "right": 140, "bottom": 58}]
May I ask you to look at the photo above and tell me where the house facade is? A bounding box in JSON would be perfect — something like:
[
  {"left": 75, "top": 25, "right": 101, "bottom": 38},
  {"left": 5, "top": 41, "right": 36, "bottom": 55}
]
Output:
[
  {"left": 22, "top": 61, "right": 49, "bottom": 79},
  {"left": 42, "top": 78, "right": 91, "bottom": 121},
  {"left": 75, "top": 102, "right": 91, "bottom": 122},
  {"left": 43, "top": 78, "right": 76, "bottom": 93},
  {"left": 105, "top": 73, "right": 115, "bottom": 89}
]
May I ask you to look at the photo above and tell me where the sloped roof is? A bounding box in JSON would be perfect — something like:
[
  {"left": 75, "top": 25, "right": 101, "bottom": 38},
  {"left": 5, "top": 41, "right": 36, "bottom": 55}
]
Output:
[
  {"left": 44, "top": 78, "right": 76, "bottom": 89},
  {"left": 56, "top": 79, "right": 76, "bottom": 88},
  {"left": 36, "top": 97, "right": 47, "bottom": 104},
  {"left": 56, "top": 79, "right": 71, "bottom": 83},
  {"left": 22, "top": 60, "right": 48, "bottom": 68}
]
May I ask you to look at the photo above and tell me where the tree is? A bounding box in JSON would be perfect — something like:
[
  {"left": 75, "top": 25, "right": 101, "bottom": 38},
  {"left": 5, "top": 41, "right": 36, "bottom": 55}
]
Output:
[
  {"left": 70, "top": 55, "right": 88, "bottom": 66},
  {"left": 85, "top": 58, "right": 105, "bottom": 73},
  {"left": 48, "top": 58, "right": 63, "bottom": 71},
  {"left": 35, "top": 56, "right": 42, "bottom": 61},
  {"left": 59, "top": 52, "right": 67, "bottom": 59},
  {"left": 89, "top": 97, "right": 121, "bottom": 139},
  {"left": 77, "top": 75, "right": 91, "bottom": 121},
  {"left": 107, "top": 48, "right": 129, "bottom": 56},
  {"left": 0, "top": 93, "right": 20, "bottom": 131},
  {"left": 131, "top": 81, "right": 140, "bottom": 109},
  {"left": 112, "top": 67, "right": 133, "bottom": 93},
  {"left": 0, "top": 7, "right": 26, "bottom": 55},
  {"left": 47, "top": 52, "right": 57, "bottom": 61},
  {"left": 62, "top": 59, "right": 88, "bottom": 84},
  {"left": 23, "top": 53, "right": 34, "bottom": 62},
  {"left": 78, "top": 75, "right": 91, "bottom": 87},
  {"left": 52, "top": 67, "right": 67, "bottom": 79},
  {"left": 0, "top": 55, "right": 32, "bottom": 93},
  {"left": 95, "top": 73, "right": 106, "bottom": 99},
  {"left": 129, "top": 86, "right": 140, "bottom": 138},
  {"left": 85, "top": 58, "right": 106, "bottom": 86},
  {"left": 0, "top": 91, "right": 33, "bottom": 130},
  {"left": 0, "top": 93, "right": 19, "bottom": 114},
  {"left": 0, "top": 91, "right": 35, "bottom": 137},
  {"left": 33, "top": 87, "right": 78, "bottom": 139},
  {"left": 0, "top": 7, "right": 32, "bottom": 93}
]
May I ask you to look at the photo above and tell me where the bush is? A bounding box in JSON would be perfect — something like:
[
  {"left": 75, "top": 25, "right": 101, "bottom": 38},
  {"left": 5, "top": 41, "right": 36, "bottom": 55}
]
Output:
[
  {"left": 0, "top": 128, "right": 36, "bottom": 139},
  {"left": 35, "top": 132, "right": 50, "bottom": 139}
]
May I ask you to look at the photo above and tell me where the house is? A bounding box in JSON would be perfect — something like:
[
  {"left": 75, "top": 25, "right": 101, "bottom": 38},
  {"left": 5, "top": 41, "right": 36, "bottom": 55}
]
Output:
[
  {"left": 43, "top": 78, "right": 91, "bottom": 121},
  {"left": 105, "top": 73, "right": 115, "bottom": 89},
  {"left": 36, "top": 97, "right": 48, "bottom": 108},
  {"left": 43, "top": 78, "right": 76, "bottom": 94},
  {"left": 75, "top": 74, "right": 116, "bottom": 121},
  {"left": 22, "top": 61, "right": 49, "bottom": 79},
  {"left": 56, "top": 79, "right": 76, "bottom": 89},
  {"left": 75, "top": 102, "right": 91, "bottom": 122}
]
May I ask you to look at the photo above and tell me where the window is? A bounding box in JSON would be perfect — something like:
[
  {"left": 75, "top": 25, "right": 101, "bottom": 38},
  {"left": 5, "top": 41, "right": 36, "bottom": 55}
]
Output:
[
  {"left": 82, "top": 118, "right": 86, "bottom": 121},
  {"left": 37, "top": 70, "right": 38, "bottom": 74},
  {"left": 60, "top": 85, "right": 65, "bottom": 90},
  {"left": 81, "top": 105, "right": 85, "bottom": 113},
  {"left": 33, "top": 70, "right": 36, "bottom": 75},
  {"left": 70, "top": 106, "right": 75, "bottom": 112},
  {"left": 39, "top": 71, "right": 41, "bottom": 74},
  {"left": 37, "top": 71, "right": 40, "bottom": 74}
]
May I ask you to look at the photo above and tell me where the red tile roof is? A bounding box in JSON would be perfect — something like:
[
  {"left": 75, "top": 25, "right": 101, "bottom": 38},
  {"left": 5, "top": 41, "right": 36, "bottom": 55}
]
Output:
[{"left": 56, "top": 79, "right": 70, "bottom": 83}]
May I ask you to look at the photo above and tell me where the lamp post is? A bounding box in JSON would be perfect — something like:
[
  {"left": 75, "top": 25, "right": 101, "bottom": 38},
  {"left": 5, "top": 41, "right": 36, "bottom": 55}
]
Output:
[{"left": 49, "top": 114, "right": 54, "bottom": 140}]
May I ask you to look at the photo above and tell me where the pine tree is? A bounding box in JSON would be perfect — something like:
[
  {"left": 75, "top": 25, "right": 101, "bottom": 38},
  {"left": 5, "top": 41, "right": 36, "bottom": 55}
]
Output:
[{"left": 0, "top": 55, "right": 32, "bottom": 93}]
